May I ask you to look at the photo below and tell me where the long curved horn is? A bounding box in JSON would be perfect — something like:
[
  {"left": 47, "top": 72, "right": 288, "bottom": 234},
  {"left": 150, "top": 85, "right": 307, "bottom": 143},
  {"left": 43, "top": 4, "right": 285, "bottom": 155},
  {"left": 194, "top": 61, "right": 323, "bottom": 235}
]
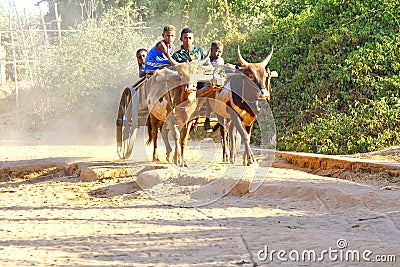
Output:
[
  {"left": 261, "top": 45, "right": 274, "bottom": 68},
  {"left": 237, "top": 45, "right": 249, "bottom": 67}
]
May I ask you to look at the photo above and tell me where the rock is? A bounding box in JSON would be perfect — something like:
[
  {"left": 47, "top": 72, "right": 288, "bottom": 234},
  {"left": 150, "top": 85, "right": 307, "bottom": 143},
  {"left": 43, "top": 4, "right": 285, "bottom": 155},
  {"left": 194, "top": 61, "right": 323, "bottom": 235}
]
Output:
[
  {"left": 191, "top": 178, "right": 249, "bottom": 200},
  {"left": 136, "top": 170, "right": 161, "bottom": 189},
  {"left": 381, "top": 185, "right": 399, "bottom": 190},
  {"left": 67, "top": 163, "right": 80, "bottom": 176},
  {"left": 228, "top": 180, "right": 250, "bottom": 196},
  {"left": 0, "top": 167, "right": 11, "bottom": 181},
  {"left": 79, "top": 167, "right": 99, "bottom": 182}
]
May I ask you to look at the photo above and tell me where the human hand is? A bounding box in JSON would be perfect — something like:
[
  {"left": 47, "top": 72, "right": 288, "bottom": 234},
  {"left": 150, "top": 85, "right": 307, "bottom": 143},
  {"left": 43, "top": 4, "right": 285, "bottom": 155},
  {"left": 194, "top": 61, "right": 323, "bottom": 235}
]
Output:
[{"left": 188, "top": 53, "right": 197, "bottom": 62}]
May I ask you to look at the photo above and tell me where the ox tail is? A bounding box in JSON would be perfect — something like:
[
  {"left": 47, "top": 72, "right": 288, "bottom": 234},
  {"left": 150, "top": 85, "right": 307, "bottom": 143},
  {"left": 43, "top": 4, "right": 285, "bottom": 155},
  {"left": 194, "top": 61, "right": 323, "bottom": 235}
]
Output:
[{"left": 146, "top": 116, "right": 152, "bottom": 146}]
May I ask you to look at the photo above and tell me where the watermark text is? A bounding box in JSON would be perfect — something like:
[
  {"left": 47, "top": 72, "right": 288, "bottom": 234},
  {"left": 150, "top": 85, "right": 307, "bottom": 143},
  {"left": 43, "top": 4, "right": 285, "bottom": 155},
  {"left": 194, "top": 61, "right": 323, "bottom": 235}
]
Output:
[{"left": 257, "top": 239, "right": 397, "bottom": 263}]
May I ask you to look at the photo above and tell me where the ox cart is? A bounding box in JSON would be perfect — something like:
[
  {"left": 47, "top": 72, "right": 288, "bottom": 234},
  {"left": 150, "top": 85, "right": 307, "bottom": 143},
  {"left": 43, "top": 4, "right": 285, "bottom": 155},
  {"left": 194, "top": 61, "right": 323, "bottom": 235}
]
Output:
[
  {"left": 115, "top": 48, "right": 277, "bottom": 165},
  {"left": 115, "top": 65, "right": 217, "bottom": 160}
]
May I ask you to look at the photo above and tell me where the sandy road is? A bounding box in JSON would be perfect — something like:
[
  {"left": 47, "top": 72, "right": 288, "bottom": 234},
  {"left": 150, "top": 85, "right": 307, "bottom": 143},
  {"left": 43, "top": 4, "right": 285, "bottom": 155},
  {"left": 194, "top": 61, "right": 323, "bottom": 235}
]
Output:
[{"left": 0, "top": 134, "right": 399, "bottom": 266}]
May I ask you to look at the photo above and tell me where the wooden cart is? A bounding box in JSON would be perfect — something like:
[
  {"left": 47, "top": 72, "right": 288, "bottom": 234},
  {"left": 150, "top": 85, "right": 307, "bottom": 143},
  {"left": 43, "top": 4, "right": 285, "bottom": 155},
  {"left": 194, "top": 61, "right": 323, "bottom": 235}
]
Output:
[{"left": 115, "top": 69, "right": 217, "bottom": 159}]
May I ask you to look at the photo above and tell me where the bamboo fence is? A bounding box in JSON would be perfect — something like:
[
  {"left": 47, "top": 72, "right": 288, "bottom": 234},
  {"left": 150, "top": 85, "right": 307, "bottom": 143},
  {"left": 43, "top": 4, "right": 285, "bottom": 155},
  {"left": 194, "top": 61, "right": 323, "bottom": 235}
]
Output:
[{"left": 0, "top": 3, "right": 63, "bottom": 108}]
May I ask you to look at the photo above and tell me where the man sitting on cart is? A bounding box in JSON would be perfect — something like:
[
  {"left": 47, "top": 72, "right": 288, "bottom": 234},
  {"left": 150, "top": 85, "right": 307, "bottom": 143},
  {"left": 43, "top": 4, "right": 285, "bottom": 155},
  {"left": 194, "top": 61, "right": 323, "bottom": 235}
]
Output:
[
  {"left": 144, "top": 25, "right": 178, "bottom": 73},
  {"left": 136, "top": 48, "right": 147, "bottom": 78},
  {"left": 172, "top": 27, "right": 208, "bottom": 63}
]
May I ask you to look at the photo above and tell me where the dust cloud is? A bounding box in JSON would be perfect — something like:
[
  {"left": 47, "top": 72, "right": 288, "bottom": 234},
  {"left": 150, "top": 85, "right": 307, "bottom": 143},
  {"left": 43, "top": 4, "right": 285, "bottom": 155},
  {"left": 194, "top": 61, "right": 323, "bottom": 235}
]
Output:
[
  {"left": 0, "top": 11, "right": 195, "bottom": 147},
  {"left": 0, "top": 76, "right": 133, "bottom": 146}
]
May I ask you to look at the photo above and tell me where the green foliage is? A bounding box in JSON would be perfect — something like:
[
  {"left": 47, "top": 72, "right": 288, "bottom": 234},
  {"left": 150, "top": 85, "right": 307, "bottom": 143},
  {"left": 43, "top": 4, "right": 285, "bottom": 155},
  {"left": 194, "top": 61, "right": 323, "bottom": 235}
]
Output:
[
  {"left": 37, "top": 7, "right": 149, "bottom": 126},
  {"left": 279, "top": 97, "right": 400, "bottom": 154},
  {"left": 243, "top": 0, "right": 400, "bottom": 154},
  {"left": 124, "top": 0, "right": 223, "bottom": 46},
  {"left": 43, "top": 0, "right": 146, "bottom": 29},
  {"left": 133, "top": 0, "right": 279, "bottom": 47}
]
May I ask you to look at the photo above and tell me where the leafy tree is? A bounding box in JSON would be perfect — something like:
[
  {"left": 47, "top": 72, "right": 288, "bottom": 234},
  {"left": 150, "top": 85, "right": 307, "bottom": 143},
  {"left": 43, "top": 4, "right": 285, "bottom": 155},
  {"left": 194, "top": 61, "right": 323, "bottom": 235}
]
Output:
[
  {"left": 39, "top": 0, "right": 144, "bottom": 29},
  {"left": 249, "top": 0, "right": 400, "bottom": 153},
  {"left": 37, "top": 7, "right": 149, "bottom": 129}
]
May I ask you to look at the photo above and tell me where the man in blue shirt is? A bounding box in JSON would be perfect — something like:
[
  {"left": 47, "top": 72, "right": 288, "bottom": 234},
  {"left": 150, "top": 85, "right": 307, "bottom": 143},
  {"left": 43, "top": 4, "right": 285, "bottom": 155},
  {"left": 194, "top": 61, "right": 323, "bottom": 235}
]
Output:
[{"left": 144, "top": 25, "right": 178, "bottom": 73}]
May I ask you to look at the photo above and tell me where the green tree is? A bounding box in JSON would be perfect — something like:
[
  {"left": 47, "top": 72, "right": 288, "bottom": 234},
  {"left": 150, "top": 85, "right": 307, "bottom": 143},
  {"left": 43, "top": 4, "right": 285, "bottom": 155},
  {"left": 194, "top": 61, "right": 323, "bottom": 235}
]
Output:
[
  {"left": 252, "top": 0, "right": 400, "bottom": 153},
  {"left": 36, "top": 7, "right": 149, "bottom": 129}
]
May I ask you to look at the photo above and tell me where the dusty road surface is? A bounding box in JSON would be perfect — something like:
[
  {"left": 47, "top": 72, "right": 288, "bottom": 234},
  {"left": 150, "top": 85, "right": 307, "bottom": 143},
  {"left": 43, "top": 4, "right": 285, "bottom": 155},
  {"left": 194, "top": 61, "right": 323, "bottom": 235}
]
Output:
[{"left": 0, "top": 130, "right": 399, "bottom": 266}]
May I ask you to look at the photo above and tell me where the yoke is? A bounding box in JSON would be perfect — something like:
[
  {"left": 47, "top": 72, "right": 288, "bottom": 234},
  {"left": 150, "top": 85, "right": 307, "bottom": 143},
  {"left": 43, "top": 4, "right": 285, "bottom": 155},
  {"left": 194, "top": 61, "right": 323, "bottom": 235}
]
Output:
[{"left": 134, "top": 72, "right": 213, "bottom": 122}]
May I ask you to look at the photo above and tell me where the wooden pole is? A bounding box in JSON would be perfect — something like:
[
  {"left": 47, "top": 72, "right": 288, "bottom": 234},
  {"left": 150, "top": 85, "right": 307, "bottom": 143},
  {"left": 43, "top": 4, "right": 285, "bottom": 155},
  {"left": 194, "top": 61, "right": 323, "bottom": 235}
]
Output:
[
  {"left": 80, "top": 2, "right": 84, "bottom": 21},
  {"left": 24, "top": 9, "right": 38, "bottom": 60},
  {"left": 54, "top": 3, "right": 62, "bottom": 45},
  {"left": 39, "top": 5, "right": 49, "bottom": 49},
  {"left": 14, "top": 4, "right": 33, "bottom": 86},
  {"left": 9, "top": 10, "right": 19, "bottom": 109},
  {"left": 0, "top": 34, "right": 5, "bottom": 85},
  {"left": 126, "top": 11, "right": 130, "bottom": 27}
]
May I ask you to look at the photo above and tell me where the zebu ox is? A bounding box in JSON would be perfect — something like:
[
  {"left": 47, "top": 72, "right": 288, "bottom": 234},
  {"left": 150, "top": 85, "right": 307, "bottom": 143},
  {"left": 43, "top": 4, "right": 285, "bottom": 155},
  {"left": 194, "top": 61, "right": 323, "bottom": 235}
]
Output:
[
  {"left": 198, "top": 46, "right": 278, "bottom": 165},
  {"left": 145, "top": 58, "right": 210, "bottom": 166}
]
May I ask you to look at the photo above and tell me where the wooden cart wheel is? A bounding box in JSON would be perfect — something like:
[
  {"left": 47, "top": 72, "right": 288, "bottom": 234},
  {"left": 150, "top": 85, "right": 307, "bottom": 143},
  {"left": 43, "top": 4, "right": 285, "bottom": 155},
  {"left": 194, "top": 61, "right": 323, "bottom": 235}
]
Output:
[{"left": 116, "top": 87, "right": 138, "bottom": 159}]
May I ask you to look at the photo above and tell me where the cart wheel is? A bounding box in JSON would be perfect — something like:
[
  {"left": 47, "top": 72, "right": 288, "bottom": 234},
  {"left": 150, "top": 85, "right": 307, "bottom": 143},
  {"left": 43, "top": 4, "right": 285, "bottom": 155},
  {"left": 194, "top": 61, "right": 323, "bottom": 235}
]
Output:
[{"left": 116, "top": 87, "right": 138, "bottom": 159}]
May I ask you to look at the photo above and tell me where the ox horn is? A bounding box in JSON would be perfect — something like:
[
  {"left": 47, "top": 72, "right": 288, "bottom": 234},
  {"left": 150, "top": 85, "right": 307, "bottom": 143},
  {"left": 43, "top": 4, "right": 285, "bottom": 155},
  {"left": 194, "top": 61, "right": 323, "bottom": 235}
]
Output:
[
  {"left": 261, "top": 45, "right": 274, "bottom": 68},
  {"left": 237, "top": 45, "right": 249, "bottom": 67}
]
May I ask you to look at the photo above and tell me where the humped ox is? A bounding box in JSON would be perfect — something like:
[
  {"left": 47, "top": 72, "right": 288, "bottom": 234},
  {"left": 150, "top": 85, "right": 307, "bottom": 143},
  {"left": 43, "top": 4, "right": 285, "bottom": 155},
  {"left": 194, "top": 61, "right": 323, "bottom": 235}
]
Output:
[
  {"left": 198, "top": 46, "right": 278, "bottom": 165},
  {"left": 145, "top": 58, "right": 210, "bottom": 166}
]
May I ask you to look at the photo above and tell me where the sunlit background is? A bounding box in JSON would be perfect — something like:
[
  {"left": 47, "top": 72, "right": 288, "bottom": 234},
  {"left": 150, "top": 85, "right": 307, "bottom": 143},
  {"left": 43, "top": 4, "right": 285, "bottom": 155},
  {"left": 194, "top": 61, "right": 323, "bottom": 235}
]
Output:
[{"left": 3, "top": 0, "right": 49, "bottom": 14}]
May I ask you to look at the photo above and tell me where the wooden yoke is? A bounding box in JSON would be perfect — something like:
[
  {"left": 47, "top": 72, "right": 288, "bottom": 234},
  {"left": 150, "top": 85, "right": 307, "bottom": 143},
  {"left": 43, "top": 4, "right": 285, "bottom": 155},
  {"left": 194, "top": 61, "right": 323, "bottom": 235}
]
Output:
[{"left": 155, "top": 74, "right": 213, "bottom": 83}]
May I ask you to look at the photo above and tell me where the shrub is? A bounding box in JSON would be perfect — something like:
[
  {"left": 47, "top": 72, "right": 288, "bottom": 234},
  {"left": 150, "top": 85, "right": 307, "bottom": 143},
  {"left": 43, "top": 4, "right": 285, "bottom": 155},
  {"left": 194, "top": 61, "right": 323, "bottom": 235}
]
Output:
[
  {"left": 36, "top": 8, "right": 150, "bottom": 131},
  {"left": 242, "top": 0, "right": 400, "bottom": 154}
]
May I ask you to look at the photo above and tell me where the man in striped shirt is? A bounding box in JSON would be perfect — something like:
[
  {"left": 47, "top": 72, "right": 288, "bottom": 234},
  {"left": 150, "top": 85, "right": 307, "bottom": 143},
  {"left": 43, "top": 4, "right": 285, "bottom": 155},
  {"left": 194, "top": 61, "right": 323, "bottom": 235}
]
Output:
[{"left": 172, "top": 28, "right": 208, "bottom": 63}]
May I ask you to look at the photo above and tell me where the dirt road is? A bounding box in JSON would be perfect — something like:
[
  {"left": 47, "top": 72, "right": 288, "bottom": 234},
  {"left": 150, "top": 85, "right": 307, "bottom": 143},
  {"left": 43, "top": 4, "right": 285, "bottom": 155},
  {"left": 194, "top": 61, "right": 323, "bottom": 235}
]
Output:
[{"left": 0, "top": 133, "right": 399, "bottom": 266}]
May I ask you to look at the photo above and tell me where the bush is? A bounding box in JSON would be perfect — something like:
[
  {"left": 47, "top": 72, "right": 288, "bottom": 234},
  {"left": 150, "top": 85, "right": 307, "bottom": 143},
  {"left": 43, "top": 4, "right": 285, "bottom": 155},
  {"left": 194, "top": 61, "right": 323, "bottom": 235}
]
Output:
[
  {"left": 241, "top": 0, "right": 400, "bottom": 154},
  {"left": 36, "top": 8, "right": 150, "bottom": 131},
  {"left": 278, "top": 97, "right": 400, "bottom": 154}
]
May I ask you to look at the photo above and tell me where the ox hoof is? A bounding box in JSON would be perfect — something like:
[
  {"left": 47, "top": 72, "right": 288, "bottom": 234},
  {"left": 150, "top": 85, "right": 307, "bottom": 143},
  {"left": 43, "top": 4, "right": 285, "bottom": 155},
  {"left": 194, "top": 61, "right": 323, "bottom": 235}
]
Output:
[
  {"left": 173, "top": 159, "right": 181, "bottom": 166},
  {"left": 152, "top": 158, "right": 162, "bottom": 163},
  {"left": 245, "top": 160, "right": 256, "bottom": 166},
  {"left": 166, "top": 152, "right": 172, "bottom": 162},
  {"left": 182, "top": 160, "right": 188, "bottom": 168}
]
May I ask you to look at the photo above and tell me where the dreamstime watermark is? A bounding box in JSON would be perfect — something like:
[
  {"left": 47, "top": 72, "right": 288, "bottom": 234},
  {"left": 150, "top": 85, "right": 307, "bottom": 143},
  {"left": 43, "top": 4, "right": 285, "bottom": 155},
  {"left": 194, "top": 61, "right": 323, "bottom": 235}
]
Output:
[{"left": 257, "top": 238, "right": 397, "bottom": 263}]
